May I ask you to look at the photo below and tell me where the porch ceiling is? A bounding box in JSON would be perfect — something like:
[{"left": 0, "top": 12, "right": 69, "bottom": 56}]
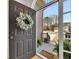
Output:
[
  {"left": 37, "top": 0, "right": 45, "bottom": 7},
  {"left": 15, "top": 0, "right": 58, "bottom": 11}
]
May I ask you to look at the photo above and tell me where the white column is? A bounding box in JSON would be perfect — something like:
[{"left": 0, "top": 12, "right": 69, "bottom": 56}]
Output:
[
  {"left": 58, "top": 0, "right": 63, "bottom": 59},
  {"left": 36, "top": 10, "right": 43, "bottom": 53}
]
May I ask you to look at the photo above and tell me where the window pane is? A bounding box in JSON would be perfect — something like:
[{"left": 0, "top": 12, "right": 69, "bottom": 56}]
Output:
[
  {"left": 63, "top": 0, "right": 71, "bottom": 12},
  {"left": 63, "top": 12, "right": 71, "bottom": 52},
  {"left": 63, "top": 40, "right": 71, "bottom": 51},
  {"left": 63, "top": 13, "right": 71, "bottom": 22},
  {"left": 43, "top": 3, "right": 58, "bottom": 17},
  {"left": 43, "top": 3, "right": 58, "bottom": 31},
  {"left": 63, "top": 52, "right": 71, "bottom": 59}
]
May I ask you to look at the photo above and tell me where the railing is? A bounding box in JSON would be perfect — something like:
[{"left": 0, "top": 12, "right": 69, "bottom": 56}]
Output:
[
  {"left": 63, "top": 50, "right": 71, "bottom": 59},
  {"left": 63, "top": 37, "right": 71, "bottom": 59}
]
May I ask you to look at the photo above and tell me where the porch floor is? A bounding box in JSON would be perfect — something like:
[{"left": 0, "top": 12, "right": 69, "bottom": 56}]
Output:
[
  {"left": 37, "top": 43, "right": 55, "bottom": 54},
  {"left": 30, "top": 55, "right": 42, "bottom": 59}
]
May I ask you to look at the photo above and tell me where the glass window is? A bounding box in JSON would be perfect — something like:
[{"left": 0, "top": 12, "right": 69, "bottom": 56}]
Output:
[
  {"left": 43, "top": 3, "right": 58, "bottom": 31},
  {"left": 43, "top": 3, "right": 58, "bottom": 17},
  {"left": 63, "top": 13, "right": 71, "bottom": 22},
  {"left": 63, "top": 0, "right": 71, "bottom": 12},
  {"left": 63, "top": 52, "right": 71, "bottom": 59},
  {"left": 63, "top": 1, "right": 71, "bottom": 59}
]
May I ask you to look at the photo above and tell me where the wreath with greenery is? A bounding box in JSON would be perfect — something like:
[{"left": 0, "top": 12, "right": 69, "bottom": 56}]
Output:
[{"left": 16, "top": 12, "right": 34, "bottom": 30}]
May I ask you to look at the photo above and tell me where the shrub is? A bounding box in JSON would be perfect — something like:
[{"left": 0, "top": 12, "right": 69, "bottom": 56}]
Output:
[
  {"left": 53, "top": 39, "right": 71, "bottom": 57},
  {"left": 37, "top": 37, "right": 43, "bottom": 47}
]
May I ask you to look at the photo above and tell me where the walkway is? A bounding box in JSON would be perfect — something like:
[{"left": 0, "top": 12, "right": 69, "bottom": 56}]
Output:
[{"left": 37, "top": 43, "right": 55, "bottom": 54}]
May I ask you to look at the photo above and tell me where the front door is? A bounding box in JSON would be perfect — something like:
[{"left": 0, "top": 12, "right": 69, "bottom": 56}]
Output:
[{"left": 9, "top": 1, "right": 36, "bottom": 59}]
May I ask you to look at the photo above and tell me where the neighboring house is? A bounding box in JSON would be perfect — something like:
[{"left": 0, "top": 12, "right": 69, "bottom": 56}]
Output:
[
  {"left": 43, "top": 15, "right": 58, "bottom": 26},
  {"left": 43, "top": 16, "right": 71, "bottom": 40},
  {"left": 63, "top": 22, "right": 71, "bottom": 39},
  {"left": 43, "top": 15, "right": 58, "bottom": 31},
  {"left": 64, "top": 32, "right": 71, "bottom": 39}
]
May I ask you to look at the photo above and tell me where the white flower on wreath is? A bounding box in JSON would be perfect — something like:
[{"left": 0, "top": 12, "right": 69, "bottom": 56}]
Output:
[{"left": 16, "top": 12, "right": 34, "bottom": 30}]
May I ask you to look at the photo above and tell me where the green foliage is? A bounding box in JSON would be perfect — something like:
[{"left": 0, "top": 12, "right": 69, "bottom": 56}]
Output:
[
  {"left": 53, "top": 43, "right": 59, "bottom": 56},
  {"left": 37, "top": 37, "right": 43, "bottom": 47},
  {"left": 64, "top": 52, "right": 71, "bottom": 59},
  {"left": 53, "top": 39, "right": 71, "bottom": 56},
  {"left": 63, "top": 40, "right": 71, "bottom": 59},
  {"left": 64, "top": 40, "right": 71, "bottom": 51}
]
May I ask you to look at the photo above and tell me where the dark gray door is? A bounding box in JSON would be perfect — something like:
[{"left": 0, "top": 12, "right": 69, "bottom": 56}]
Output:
[{"left": 9, "top": 1, "right": 36, "bottom": 59}]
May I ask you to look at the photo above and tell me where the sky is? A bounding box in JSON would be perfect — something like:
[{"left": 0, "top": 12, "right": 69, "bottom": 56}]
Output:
[{"left": 43, "top": 0, "right": 71, "bottom": 22}]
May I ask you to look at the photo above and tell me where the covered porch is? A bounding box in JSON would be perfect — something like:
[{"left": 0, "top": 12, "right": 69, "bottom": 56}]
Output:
[{"left": 9, "top": 0, "right": 71, "bottom": 59}]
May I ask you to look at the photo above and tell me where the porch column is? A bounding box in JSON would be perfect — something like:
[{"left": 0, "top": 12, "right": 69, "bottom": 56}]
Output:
[{"left": 58, "top": 0, "right": 63, "bottom": 59}]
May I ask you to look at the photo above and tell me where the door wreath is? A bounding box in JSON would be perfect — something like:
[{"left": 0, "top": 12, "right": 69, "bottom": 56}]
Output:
[{"left": 16, "top": 12, "right": 34, "bottom": 30}]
